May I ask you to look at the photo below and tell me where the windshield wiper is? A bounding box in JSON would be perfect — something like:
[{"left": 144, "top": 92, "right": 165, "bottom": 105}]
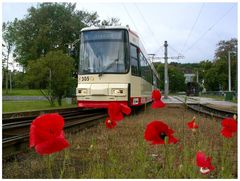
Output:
[
  {"left": 97, "top": 55, "right": 103, "bottom": 77},
  {"left": 98, "top": 50, "right": 120, "bottom": 77},
  {"left": 98, "top": 58, "right": 119, "bottom": 77}
]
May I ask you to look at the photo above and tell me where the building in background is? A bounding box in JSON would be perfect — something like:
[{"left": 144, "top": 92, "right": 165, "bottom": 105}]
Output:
[{"left": 184, "top": 71, "right": 195, "bottom": 84}]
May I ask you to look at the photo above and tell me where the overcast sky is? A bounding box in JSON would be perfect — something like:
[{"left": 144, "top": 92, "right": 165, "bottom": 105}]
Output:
[{"left": 2, "top": 2, "right": 238, "bottom": 64}]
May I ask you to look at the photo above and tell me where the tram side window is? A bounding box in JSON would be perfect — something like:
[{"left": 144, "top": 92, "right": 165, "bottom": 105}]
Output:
[
  {"left": 140, "top": 52, "right": 146, "bottom": 80},
  {"left": 130, "top": 44, "right": 140, "bottom": 76},
  {"left": 139, "top": 52, "right": 148, "bottom": 80},
  {"left": 146, "top": 63, "right": 153, "bottom": 84},
  {"left": 140, "top": 53, "right": 153, "bottom": 84}
]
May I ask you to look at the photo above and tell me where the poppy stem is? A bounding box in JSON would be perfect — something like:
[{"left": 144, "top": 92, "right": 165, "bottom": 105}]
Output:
[
  {"left": 222, "top": 139, "right": 233, "bottom": 177},
  {"left": 154, "top": 108, "right": 156, "bottom": 119},
  {"left": 163, "top": 143, "right": 169, "bottom": 176},
  {"left": 60, "top": 150, "right": 68, "bottom": 178},
  {"left": 47, "top": 155, "right": 53, "bottom": 178}
]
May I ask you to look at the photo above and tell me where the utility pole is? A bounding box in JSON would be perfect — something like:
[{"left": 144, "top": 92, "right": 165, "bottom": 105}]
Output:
[
  {"left": 9, "top": 62, "right": 14, "bottom": 92},
  {"left": 228, "top": 51, "right": 231, "bottom": 92},
  {"left": 5, "top": 45, "right": 10, "bottom": 94},
  {"left": 164, "top": 41, "right": 168, "bottom": 99},
  {"left": 9, "top": 70, "right": 12, "bottom": 92},
  {"left": 196, "top": 70, "right": 199, "bottom": 83},
  {"left": 150, "top": 42, "right": 184, "bottom": 98}
]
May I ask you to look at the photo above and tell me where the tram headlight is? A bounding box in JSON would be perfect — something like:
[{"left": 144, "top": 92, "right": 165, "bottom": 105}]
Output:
[
  {"left": 112, "top": 89, "right": 124, "bottom": 95},
  {"left": 78, "top": 89, "right": 87, "bottom": 95}
]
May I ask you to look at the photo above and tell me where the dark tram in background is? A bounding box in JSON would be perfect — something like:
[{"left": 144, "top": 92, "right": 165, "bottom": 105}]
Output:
[{"left": 186, "top": 82, "right": 199, "bottom": 96}]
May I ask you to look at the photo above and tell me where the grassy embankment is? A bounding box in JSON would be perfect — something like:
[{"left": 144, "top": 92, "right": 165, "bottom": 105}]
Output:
[
  {"left": 2, "top": 105, "right": 237, "bottom": 178},
  {"left": 2, "top": 89, "right": 76, "bottom": 113},
  {"left": 2, "top": 89, "right": 44, "bottom": 96}
]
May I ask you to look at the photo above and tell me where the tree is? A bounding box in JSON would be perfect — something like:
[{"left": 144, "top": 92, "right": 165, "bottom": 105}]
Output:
[
  {"left": 197, "top": 60, "right": 212, "bottom": 91},
  {"left": 11, "top": 71, "right": 28, "bottom": 89},
  {"left": 196, "top": 39, "right": 238, "bottom": 92},
  {"left": 26, "top": 50, "right": 74, "bottom": 106},
  {"left": 76, "top": 11, "right": 101, "bottom": 27},
  {"left": 204, "top": 67, "right": 220, "bottom": 91},
  {"left": 201, "top": 39, "right": 238, "bottom": 91},
  {"left": 9, "top": 2, "right": 122, "bottom": 72},
  {"left": 214, "top": 38, "right": 237, "bottom": 91},
  {"left": 12, "top": 3, "right": 86, "bottom": 69},
  {"left": 101, "top": 17, "right": 121, "bottom": 26},
  {"left": 2, "top": 21, "right": 17, "bottom": 94},
  {"left": 214, "top": 38, "right": 237, "bottom": 59},
  {"left": 157, "top": 63, "right": 164, "bottom": 90},
  {"left": 157, "top": 63, "right": 186, "bottom": 93},
  {"left": 215, "top": 38, "right": 238, "bottom": 91},
  {"left": 168, "top": 66, "right": 186, "bottom": 92}
]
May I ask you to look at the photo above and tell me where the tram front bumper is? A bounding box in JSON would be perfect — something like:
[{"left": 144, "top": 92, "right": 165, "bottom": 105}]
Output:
[{"left": 76, "top": 83, "right": 128, "bottom": 108}]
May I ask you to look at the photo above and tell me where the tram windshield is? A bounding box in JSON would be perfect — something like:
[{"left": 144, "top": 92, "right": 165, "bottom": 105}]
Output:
[{"left": 79, "top": 29, "right": 129, "bottom": 75}]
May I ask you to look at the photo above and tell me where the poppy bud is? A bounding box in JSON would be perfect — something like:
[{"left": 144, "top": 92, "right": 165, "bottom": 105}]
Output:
[{"left": 233, "top": 114, "right": 237, "bottom": 120}]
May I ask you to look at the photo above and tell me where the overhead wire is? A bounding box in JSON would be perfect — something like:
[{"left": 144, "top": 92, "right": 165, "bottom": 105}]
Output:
[
  {"left": 134, "top": 3, "right": 161, "bottom": 48},
  {"left": 153, "top": 45, "right": 164, "bottom": 55},
  {"left": 181, "top": 3, "right": 205, "bottom": 53},
  {"left": 134, "top": 3, "right": 169, "bottom": 58},
  {"left": 184, "top": 4, "right": 235, "bottom": 54},
  {"left": 122, "top": 3, "right": 188, "bottom": 60},
  {"left": 122, "top": 3, "right": 167, "bottom": 57},
  {"left": 134, "top": 3, "right": 184, "bottom": 59},
  {"left": 168, "top": 45, "right": 184, "bottom": 57},
  {"left": 121, "top": 3, "right": 147, "bottom": 45}
]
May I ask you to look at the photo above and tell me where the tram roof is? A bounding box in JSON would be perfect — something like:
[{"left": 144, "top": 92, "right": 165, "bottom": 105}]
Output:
[
  {"left": 81, "top": 26, "right": 139, "bottom": 36},
  {"left": 81, "top": 26, "right": 129, "bottom": 32},
  {"left": 81, "top": 26, "right": 159, "bottom": 79}
]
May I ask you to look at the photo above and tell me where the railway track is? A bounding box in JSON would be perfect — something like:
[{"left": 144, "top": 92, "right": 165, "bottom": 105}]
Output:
[
  {"left": 3, "top": 98, "right": 237, "bottom": 158},
  {"left": 173, "top": 96, "right": 237, "bottom": 119},
  {"left": 3, "top": 107, "right": 80, "bottom": 119},
  {"left": 3, "top": 108, "right": 107, "bottom": 158}
]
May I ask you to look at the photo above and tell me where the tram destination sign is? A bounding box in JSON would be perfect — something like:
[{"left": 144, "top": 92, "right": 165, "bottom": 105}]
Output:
[{"left": 83, "top": 30, "right": 123, "bottom": 41}]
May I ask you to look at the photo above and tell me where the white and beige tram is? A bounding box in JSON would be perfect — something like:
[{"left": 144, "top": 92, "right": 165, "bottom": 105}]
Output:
[{"left": 76, "top": 26, "right": 160, "bottom": 108}]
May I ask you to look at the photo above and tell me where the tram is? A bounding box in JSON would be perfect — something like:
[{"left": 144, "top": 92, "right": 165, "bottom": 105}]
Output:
[{"left": 76, "top": 26, "right": 160, "bottom": 108}]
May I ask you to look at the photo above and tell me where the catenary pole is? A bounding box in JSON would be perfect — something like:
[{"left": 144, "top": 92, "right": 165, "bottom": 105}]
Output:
[
  {"left": 228, "top": 51, "right": 231, "bottom": 92},
  {"left": 164, "top": 41, "right": 169, "bottom": 99}
]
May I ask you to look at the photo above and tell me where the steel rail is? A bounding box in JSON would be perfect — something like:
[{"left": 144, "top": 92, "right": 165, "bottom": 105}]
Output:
[
  {"left": 3, "top": 110, "right": 105, "bottom": 130},
  {"left": 2, "top": 107, "right": 87, "bottom": 119},
  {"left": 2, "top": 108, "right": 107, "bottom": 158},
  {"left": 3, "top": 107, "right": 103, "bottom": 123},
  {"left": 173, "top": 96, "right": 237, "bottom": 119}
]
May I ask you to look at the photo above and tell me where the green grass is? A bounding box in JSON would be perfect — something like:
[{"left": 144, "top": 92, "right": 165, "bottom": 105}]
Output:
[
  {"left": 2, "top": 89, "right": 45, "bottom": 96},
  {"left": 200, "top": 94, "right": 224, "bottom": 101},
  {"left": 2, "top": 105, "right": 237, "bottom": 178},
  {"left": 2, "top": 100, "right": 76, "bottom": 113},
  {"left": 200, "top": 94, "right": 237, "bottom": 103}
]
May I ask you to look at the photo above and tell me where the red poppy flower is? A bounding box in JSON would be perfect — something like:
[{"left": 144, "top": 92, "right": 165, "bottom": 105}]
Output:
[
  {"left": 221, "top": 117, "right": 237, "bottom": 138},
  {"left": 144, "top": 120, "right": 178, "bottom": 144},
  {"left": 152, "top": 100, "right": 165, "bottom": 108},
  {"left": 30, "top": 113, "right": 70, "bottom": 155},
  {"left": 120, "top": 103, "right": 131, "bottom": 115},
  {"left": 108, "top": 102, "right": 131, "bottom": 121},
  {"left": 187, "top": 116, "right": 198, "bottom": 129},
  {"left": 105, "top": 117, "right": 117, "bottom": 129},
  {"left": 152, "top": 89, "right": 161, "bottom": 100},
  {"left": 196, "top": 151, "right": 215, "bottom": 174},
  {"left": 151, "top": 90, "right": 165, "bottom": 108}
]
